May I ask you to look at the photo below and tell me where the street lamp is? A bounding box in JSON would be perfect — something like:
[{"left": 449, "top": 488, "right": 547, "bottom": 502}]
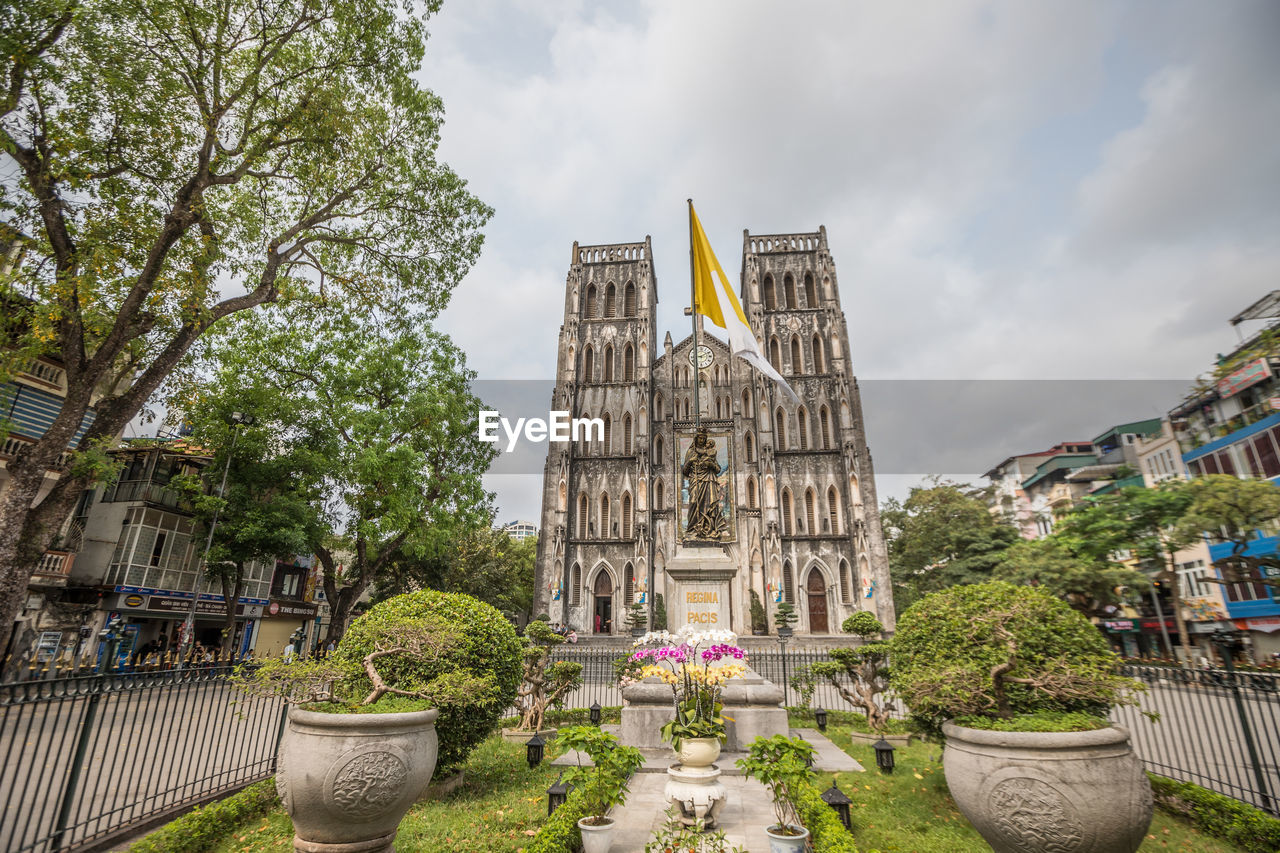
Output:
[
  {"left": 526, "top": 733, "right": 546, "bottom": 769},
  {"left": 872, "top": 737, "right": 896, "bottom": 774},
  {"left": 178, "top": 412, "right": 256, "bottom": 666},
  {"left": 777, "top": 623, "right": 792, "bottom": 707},
  {"left": 546, "top": 772, "right": 570, "bottom": 815},
  {"left": 819, "top": 779, "right": 853, "bottom": 830},
  {"left": 589, "top": 701, "right": 601, "bottom": 727},
  {"left": 814, "top": 707, "right": 828, "bottom": 732}
]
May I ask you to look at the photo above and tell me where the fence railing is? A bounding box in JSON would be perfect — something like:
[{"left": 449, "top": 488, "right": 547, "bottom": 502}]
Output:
[
  {"left": 1115, "top": 663, "right": 1280, "bottom": 815},
  {"left": 0, "top": 664, "right": 286, "bottom": 853}
]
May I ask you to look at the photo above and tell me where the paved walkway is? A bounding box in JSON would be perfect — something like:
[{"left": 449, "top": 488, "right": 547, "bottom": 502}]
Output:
[{"left": 554, "top": 728, "right": 862, "bottom": 851}]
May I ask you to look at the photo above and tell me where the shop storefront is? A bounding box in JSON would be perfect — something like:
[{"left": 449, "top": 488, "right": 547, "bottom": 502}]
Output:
[
  {"left": 253, "top": 599, "right": 320, "bottom": 657},
  {"left": 104, "top": 587, "right": 266, "bottom": 659},
  {"left": 1234, "top": 616, "right": 1280, "bottom": 661}
]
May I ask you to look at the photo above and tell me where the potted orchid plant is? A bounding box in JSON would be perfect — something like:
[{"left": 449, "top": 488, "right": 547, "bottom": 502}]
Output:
[{"left": 628, "top": 627, "right": 748, "bottom": 766}]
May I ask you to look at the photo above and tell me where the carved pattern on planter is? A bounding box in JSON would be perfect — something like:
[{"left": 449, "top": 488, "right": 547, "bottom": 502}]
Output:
[
  {"left": 988, "top": 777, "right": 1084, "bottom": 853},
  {"left": 325, "top": 747, "right": 410, "bottom": 820}
]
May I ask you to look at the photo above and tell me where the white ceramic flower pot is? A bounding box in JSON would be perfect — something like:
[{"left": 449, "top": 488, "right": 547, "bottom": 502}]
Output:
[
  {"left": 676, "top": 736, "right": 721, "bottom": 767},
  {"left": 577, "top": 816, "right": 615, "bottom": 853},
  {"left": 942, "top": 721, "right": 1152, "bottom": 853},
  {"left": 276, "top": 706, "right": 439, "bottom": 852},
  {"left": 765, "top": 824, "right": 810, "bottom": 852}
]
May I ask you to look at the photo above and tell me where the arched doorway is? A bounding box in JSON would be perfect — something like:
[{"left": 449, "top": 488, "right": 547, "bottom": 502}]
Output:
[
  {"left": 807, "top": 568, "right": 829, "bottom": 634},
  {"left": 593, "top": 571, "right": 613, "bottom": 635}
]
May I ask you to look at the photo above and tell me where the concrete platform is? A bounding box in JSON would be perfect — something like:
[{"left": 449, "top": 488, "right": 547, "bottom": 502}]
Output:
[{"left": 552, "top": 727, "right": 862, "bottom": 774}]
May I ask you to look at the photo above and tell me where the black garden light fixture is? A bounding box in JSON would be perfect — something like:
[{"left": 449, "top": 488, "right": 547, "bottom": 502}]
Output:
[
  {"left": 820, "top": 778, "right": 853, "bottom": 830},
  {"left": 589, "top": 701, "right": 602, "bottom": 726},
  {"left": 814, "top": 706, "right": 828, "bottom": 732},
  {"left": 872, "top": 737, "right": 896, "bottom": 774},
  {"left": 526, "top": 733, "right": 545, "bottom": 769},
  {"left": 546, "top": 772, "right": 570, "bottom": 815}
]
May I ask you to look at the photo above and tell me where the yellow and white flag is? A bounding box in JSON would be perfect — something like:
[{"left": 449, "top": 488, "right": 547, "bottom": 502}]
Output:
[{"left": 690, "top": 203, "right": 800, "bottom": 402}]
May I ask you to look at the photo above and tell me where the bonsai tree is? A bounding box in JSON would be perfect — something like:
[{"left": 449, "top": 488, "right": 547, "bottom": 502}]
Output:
[
  {"left": 891, "top": 582, "right": 1141, "bottom": 736},
  {"left": 774, "top": 601, "right": 799, "bottom": 635},
  {"left": 809, "top": 611, "right": 892, "bottom": 731},
  {"left": 233, "top": 615, "right": 494, "bottom": 712},
  {"left": 333, "top": 590, "right": 523, "bottom": 776},
  {"left": 625, "top": 602, "right": 648, "bottom": 635},
  {"left": 514, "top": 620, "right": 583, "bottom": 732},
  {"left": 736, "top": 735, "right": 816, "bottom": 839},
  {"left": 653, "top": 593, "right": 668, "bottom": 630},
  {"left": 749, "top": 589, "right": 768, "bottom": 634},
  {"left": 558, "top": 725, "right": 644, "bottom": 825}
]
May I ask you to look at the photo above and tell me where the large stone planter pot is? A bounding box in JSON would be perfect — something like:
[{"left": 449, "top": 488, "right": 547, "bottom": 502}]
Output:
[
  {"left": 764, "top": 824, "right": 810, "bottom": 852},
  {"left": 941, "top": 721, "right": 1152, "bottom": 853},
  {"left": 676, "top": 736, "right": 721, "bottom": 767},
  {"left": 577, "top": 816, "right": 615, "bottom": 853},
  {"left": 277, "top": 706, "right": 440, "bottom": 853}
]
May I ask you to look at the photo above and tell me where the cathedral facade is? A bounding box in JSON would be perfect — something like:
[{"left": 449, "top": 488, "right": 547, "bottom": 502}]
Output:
[{"left": 533, "top": 227, "right": 894, "bottom": 636}]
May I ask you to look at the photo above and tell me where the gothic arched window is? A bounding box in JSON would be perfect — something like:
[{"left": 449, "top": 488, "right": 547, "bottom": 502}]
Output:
[
  {"left": 625, "top": 562, "right": 635, "bottom": 603},
  {"left": 797, "top": 407, "right": 809, "bottom": 450},
  {"left": 603, "top": 345, "right": 614, "bottom": 382},
  {"left": 622, "top": 493, "right": 633, "bottom": 539},
  {"left": 744, "top": 430, "right": 755, "bottom": 463},
  {"left": 840, "top": 559, "right": 851, "bottom": 604},
  {"left": 604, "top": 283, "right": 616, "bottom": 318},
  {"left": 804, "top": 272, "right": 817, "bottom": 308},
  {"left": 585, "top": 285, "right": 598, "bottom": 317},
  {"left": 655, "top": 480, "right": 665, "bottom": 510},
  {"left": 603, "top": 413, "right": 612, "bottom": 453},
  {"left": 747, "top": 477, "right": 758, "bottom": 508},
  {"left": 623, "top": 344, "right": 635, "bottom": 380},
  {"left": 600, "top": 493, "right": 611, "bottom": 538},
  {"left": 783, "top": 560, "right": 795, "bottom": 604},
  {"left": 583, "top": 346, "right": 594, "bottom": 383},
  {"left": 764, "top": 275, "right": 777, "bottom": 310},
  {"left": 769, "top": 338, "right": 782, "bottom": 372},
  {"left": 790, "top": 336, "right": 803, "bottom": 375},
  {"left": 572, "top": 563, "right": 582, "bottom": 605},
  {"left": 784, "top": 273, "right": 797, "bottom": 309},
  {"left": 828, "top": 486, "right": 840, "bottom": 534},
  {"left": 624, "top": 281, "right": 637, "bottom": 316},
  {"left": 577, "top": 495, "right": 588, "bottom": 539},
  {"left": 781, "top": 489, "right": 794, "bottom": 535},
  {"left": 820, "top": 406, "right": 832, "bottom": 450},
  {"left": 805, "top": 489, "right": 816, "bottom": 534},
  {"left": 623, "top": 414, "right": 633, "bottom": 454},
  {"left": 812, "top": 333, "right": 825, "bottom": 373},
  {"left": 775, "top": 408, "right": 787, "bottom": 450}
]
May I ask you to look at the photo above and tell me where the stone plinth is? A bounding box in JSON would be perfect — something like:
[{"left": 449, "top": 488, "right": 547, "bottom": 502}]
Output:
[
  {"left": 664, "top": 763, "right": 728, "bottom": 827},
  {"left": 620, "top": 670, "right": 788, "bottom": 752},
  {"left": 665, "top": 545, "right": 737, "bottom": 631}
]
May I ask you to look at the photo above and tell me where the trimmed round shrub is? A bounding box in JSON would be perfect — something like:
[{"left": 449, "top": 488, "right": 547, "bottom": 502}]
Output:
[
  {"left": 890, "top": 582, "right": 1136, "bottom": 736},
  {"left": 841, "top": 610, "right": 882, "bottom": 637},
  {"left": 335, "top": 589, "right": 523, "bottom": 775}
]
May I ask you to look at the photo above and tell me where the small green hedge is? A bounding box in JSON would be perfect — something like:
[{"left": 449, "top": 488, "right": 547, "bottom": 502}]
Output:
[
  {"left": 127, "top": 780, "right": 277, "bottom": 853},
  {"left": 499, "top": 706, "right": 623, "bottom": 729},
  {"left": 1149, "top": 774, "right": 1280, "bottom": 853},
  {"left": 954, "top": 711, "right": 1108, "bottom": 733},
  {"left": 525, "top": 784, "right": 591, "bottom": 853},
  {"left": 797, "top": 779, "right": 860, "bottom": 852}
]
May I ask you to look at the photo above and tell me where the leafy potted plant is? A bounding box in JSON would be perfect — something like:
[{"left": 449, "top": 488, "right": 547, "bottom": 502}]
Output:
[
  {"left": 774, "top": 601, "right": 798, "bottom": 638},
  {"left": 644, "top": 815, "right": 747, "bottom": 853},
  {"left": 233, "top": 613, "right": 497, "bottom": 853},
  {"left": 558, "top": 725, "right": 644, "bottom": 853},
  {"left": 626, "top": 601, "right": 648, "bottom": 637},
  {"left": 891, "top": 582, "right": 1152, "bottom": 853},
  {"left": 736, "top": 734, "right": 816, "bottom": 851},
  {"left": 506, "top": 619, "right": 583, "bottom": 742},
  {"left": 810, "top": 611, "right": 896, "bottom": 738},
  {"left": 749, "top": 589, "right": 768, "bottom": 635},
  {"left": 628, "top": 627, "right": 748, "bottom": 765}
]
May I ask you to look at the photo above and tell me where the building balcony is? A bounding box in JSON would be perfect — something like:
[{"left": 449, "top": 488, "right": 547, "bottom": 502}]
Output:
[
  {"left": 32, "top": 550, "right": 74, "bottom": 586},
  {"left": 103, "top": 479, "right": 191, "bottom": 511}
]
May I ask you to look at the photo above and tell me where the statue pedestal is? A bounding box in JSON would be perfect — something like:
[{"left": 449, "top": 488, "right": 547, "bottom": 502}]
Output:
[
  {"left": 666, "top": 545, "right": 737, "bottom": 632},
  {"left": 665, "top": 763, "right": 728, "bottom": 828},
  {"left": 620, "top": 671, "right": 787, "bottom": 751}
]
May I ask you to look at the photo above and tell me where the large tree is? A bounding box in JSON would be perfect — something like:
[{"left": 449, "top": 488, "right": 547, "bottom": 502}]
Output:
[
  {"left": 882, "top": 477, "right": 1020, "bottom": 612},
  {"left": 187, "top": 308, "right": 497, "bottom": 644},
  {"left": 993, "top": 536, "right": 1149, "bottom": 620},
  {"left": 0, "top": 0, "right": 490, "bottom": 653},
  {"left": 1179, "top": 474, "right": 1280, "bottom": 592},
  {"left": 1054, "top": 483, "right": 1197, "bottom": 664}
]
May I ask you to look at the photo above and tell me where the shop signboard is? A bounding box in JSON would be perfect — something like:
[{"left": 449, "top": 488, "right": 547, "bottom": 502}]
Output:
[
  {"left": 35, "top": 631, "right": 62, "bottom": 662},
  {"left": 1244, "top": 616, "right": 1280, "bottom": 633},
  {"left": 1217, "top": 358, "right": 1272, "bottom": 398},
  {"left": 147, "top": 596, "right": 250, "bottom": 617},
  {"left": 266, "top": 600, "right": 319, "bottom": 619},
  {"left": 1102, "top": 620, "right": 1137, "bottom": 633}
]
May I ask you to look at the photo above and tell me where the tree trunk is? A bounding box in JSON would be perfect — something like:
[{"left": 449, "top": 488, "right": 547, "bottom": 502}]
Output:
[
  {"left": 218, "top": 567, "right": 245, "bottom": 658},
  {"left": 1166, "top": 550, "right": 1192, "bottom": 668}
]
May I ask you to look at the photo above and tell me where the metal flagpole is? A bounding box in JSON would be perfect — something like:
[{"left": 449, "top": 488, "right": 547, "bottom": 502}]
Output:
[{"left": 688, "top": 199, "right": 700, "bottom": 433}]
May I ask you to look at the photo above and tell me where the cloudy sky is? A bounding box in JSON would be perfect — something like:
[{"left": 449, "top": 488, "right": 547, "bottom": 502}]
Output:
[{"left": 415, "top": 1, "right": 1280, "bottom": 523}]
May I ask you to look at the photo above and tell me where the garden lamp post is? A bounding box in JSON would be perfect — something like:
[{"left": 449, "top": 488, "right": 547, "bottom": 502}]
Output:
[
  {"left": 820, "top": 779, "right": 853, "bottom": 830},
  {"left": 872, "top": 737, "right": 896, "bottom": 774},
  {"left": 814, "top": 706, "right": 828, "bottom": 732},
  {"left": 526, "top": 733, "right": 545, "bottom": 769},
  {"left": 589, "top": 701, "right": 601, "bottom": 726},
  {"left": 1209, "top": 627, "right": 1273, "bottom": 813},
  {"left": 546, "top": 772, "right": 570, "bottom": 815},
  {"left": 777, "top": 624, "right": 792, "bottom": 706}
]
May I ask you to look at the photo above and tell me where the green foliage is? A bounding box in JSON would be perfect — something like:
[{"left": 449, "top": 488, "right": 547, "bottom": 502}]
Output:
[
  {"left": 333, "top": 590, "right": 522, "bottom": 775},
  {"left": 775, "top": 601, "right": 800, "bottom": 629},
  {"left": 524, "top": 784, "right": 591, "bottom": 853},
  {"left": 953, "top": 711, "right": 1109, "bottom": 732},
  {"left": 789, "top": 665, "right": 818, "bottom": 707},
  {"left": 881, "top": 478, "right": 1020, "bottom": 612},
  {"left": 127, "top": 780, "right": 277, "bottom": 853},
  {"left": 841, "top": 610, "right": 882, "bottom": 637},
  {"left": 304, "top": 695, "right": 433, "bottom": 715},
  {"left": 891, "top": 582, "right": 1140, "bottom": 736},
  {"left": 375, "top": 525, "right": 536, "bottom": 618},
  {"left": 625, "top": 602, "right": 647, "bottom": 630},
  {"left": 185, "top": 309, "right": 499, "bottom": 642},
  {"left": 644, "top": 816, "right": 748, "bottom": 853},
  {"left": 515, "top": 619, "right": 583, "bottom": 731},
  {"left": 1149, "top": 774, "right": 1280, "bottom": 853},
  {"left": 737, "top": 735, "right": 817, "bottom": 833},
  {"left": 653, "top": 593, "right": 668, "bottom": 630},
  {"left": 659, "top": 692, "right": 729, "bottom": 749},
  {"left": 1181, "top": 475, "right": 1280, "bottom": 586},
  {"left": 556, "top": 726, "right": 644, "bottom": 820},
  {"left": 796, "top": 781, "right": 861, "bottom": 853},
  {"left": 993, "top": 536, "right": 1150, "bottom": 619},
  {"left": 749, "top": 589, "right": 767, "bottom": 632},
  {"left": 812, "top": 643, "right": 893, "bottom": 732}
]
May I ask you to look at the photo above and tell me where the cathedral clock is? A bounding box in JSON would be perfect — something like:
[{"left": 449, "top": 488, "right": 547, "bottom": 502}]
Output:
[{"left": 688, "top": 345, "right": 713, "bottom": 369}]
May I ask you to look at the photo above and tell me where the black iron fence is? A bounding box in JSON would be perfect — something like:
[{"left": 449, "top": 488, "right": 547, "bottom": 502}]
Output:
[
  {"left": 0, "top": 664, "right": 285, "bottom": 853},
  {"left": 1115, "top": 663, "right": 1280, "bottom": 815}
]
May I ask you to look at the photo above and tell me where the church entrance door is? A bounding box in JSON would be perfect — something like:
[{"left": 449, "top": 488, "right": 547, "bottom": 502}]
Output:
[
  {"left": 593, "top": 571, "right": 613, "bottom": 634},
  {"left": 807, "top": 569, "right": 829, "bottom": 634}
]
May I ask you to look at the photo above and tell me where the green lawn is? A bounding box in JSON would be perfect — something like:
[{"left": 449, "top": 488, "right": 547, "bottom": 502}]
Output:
[
  {"left": 209, "top": 736, "right": 561, "bottom": 853},
  {"left": 801, "top": 717, "right": 1249, "bottom": 853}
]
